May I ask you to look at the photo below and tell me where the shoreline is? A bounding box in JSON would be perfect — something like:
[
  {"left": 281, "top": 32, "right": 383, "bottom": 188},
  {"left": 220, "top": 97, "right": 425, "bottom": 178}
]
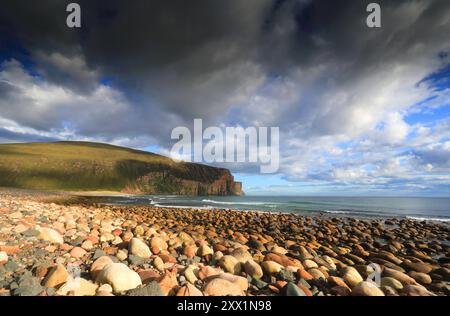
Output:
[
  {"left": 73, "top": 193, "right": 450, "bottom": 224},
  {"left": 3, "top": 187, "right": 448, "bottom": 223},
  {"left": 0, "top": 188, "right": 449, "bottom": 296}
]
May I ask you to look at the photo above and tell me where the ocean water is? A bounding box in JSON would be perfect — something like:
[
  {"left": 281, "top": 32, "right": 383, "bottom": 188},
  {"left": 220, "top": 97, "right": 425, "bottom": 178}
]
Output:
[{"left": 93, "top": 195, "right": 450, "bottom": 222}]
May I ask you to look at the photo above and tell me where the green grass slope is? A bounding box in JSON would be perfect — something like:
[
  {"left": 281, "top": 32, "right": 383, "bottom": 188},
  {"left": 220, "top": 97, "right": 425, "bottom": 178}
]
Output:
[{"left": 0, "top": 141, "right": 241, "bottom": 195}]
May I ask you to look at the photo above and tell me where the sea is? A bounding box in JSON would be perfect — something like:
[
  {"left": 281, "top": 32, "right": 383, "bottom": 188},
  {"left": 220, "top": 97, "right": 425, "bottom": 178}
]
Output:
[{"left": 91, "top": 195, "right": 450, "bottom": 223}]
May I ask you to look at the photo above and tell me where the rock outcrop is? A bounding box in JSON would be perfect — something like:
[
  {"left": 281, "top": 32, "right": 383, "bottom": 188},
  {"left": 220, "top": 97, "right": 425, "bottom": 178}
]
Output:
[{"left": 0, "top": 141, "right": 243, "bottom": 196}]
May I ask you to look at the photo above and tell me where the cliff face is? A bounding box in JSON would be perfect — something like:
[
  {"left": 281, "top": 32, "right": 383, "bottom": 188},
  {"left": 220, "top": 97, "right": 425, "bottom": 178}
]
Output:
[
  {"left": 122, "top": 167, "right": 243, "bottom": 196},
  {"left": 0, "top": 141, "right": 243, "bottom": 196}
]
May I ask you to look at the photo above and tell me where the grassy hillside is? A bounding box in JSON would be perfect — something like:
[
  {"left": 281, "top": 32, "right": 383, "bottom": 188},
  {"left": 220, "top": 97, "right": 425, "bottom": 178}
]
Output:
[{"left": 0, "top": 141, "right": 242, "bottom": 195}]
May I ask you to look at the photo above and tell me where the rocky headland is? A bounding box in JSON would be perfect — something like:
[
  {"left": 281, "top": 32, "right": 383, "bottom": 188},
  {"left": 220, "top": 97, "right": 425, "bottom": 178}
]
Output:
[{"left": 0, "top": 142, "right": 243, "bottom": 196}]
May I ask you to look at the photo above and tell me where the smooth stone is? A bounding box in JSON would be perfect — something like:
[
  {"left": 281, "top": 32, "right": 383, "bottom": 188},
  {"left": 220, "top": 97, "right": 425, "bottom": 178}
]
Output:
[
  {"left": 197, "top": 244, "right": 214, "bottom": 257},
  {"left": 261, "top": 261, "right": 283, "bottom": 275},
  {"left": 298, "top": 269, "right": 314, "bottom": 281},
  {"left": 212, "top": 251, "right": 224, "bottom": 262},
  {"left": 91, "top": 256, "right": 114, "bottom": 280},
  {"left": 42, "top": 264, "right": 69, "bottom": 288},
  {"left": 377, "top": 250, "right": 403, "bottom": 265},
  {"left": 265, "top": 253, "right": 301, "bottom": 268},
  {"left": 150, "top": 237, "right": 168, "bottom": 254},
  {"left": 322, "top": 255, "right": 337, "bottom": 270},
  {"left": 133, "top": 225, "right": 145, "bottom": 236},
  {"left": 382, "top": 286, "right": 398, "bottom": 296},
  {"left": 153, "top": 256, "right": 165, "bottom": 272},
  {"left": 244, "top": 259, "right": 263, "bottom": 279},
  {"left": 56, "top": 278, "right": 98, "bottom": 296},
  {"left": 184, "top": 265, "right": 199, "bottom": 284},
  {"left": 81, "top": 240, "right": 93, "bottom": 251},
  {"left": 159, "top": 253, "right": 177, "bottom": 264},
  {"left": 328, "top": 276, "right": 351, "bottom": 290},
  {"left": 216, "top": 273, "right": 249, "bottom": 292},
  {"left": 342, "top": 266, "right": 364, "bottom": 287},
  {"left": 409, "top": 271, "right": 432, "bottom": 285},
  {"left": 203, "top": 278, "right": 244, "bottom": 296},
  {"left": 230, "top": 248, "right": 252, "bottom": 264},
  {"left": 183, "top": 245, "right": 198, "bottom": 259},
  {"left": 219, "top": 255, "right": 241, "bottom": 275},
  {"left": 198, "top": 265, "right": 222, "bottom": 280},
  {"left": 97, "top": 263, "right": 142, "bottom": 293},
  {"left": 383, "top": 267, "right": 417, "bottom": 286},
  {"left": 178, "top": 232, "right": 195, "bottom": 245},
  {"left": 351, "top": 281, "right": 385, "bottom": 296},
  {"left": 303, "top": 259, "right": 318, "bottom": 269},
  {"left": 70, "top": 247, "right": 87, "bottom": 259},
  {"left": 402, "top": 261, "right": 433, "bottom": 274},
  {"left": 176, "top": 283, "right": 203, "bottom": 296},
  {"left": 247, "top": 240, "right": 266, "bottom": 252},
  {"left": 97, "top": 284, "right": 113, "bottom": 293},
  {"left": 138, "top": 269, "right": 160, "bottom": 284},
  {"left": 308, "top": 268, "right": 326, "bottom": 280},
  {"left": 330, "top": 285, "right": 351, "bottom": 296},
  {"left": 116, "top": 249, "right": 128, "bottom": 261},
  {"left": 402, "top": 284, "right": 433, "bottom": 296},
  {"left": 38, "top": 228, "right": 64, "bottom": 244},
  {"left": 129, "top": 238, "right": 151, "bottom": 259},
  {"left": 298, "top": 246, "right": 314, "bottom": 260},
  {"left": 271, "top": 245, "right": 288, "bottom": 255},
  {"left": 381, "top": 277, "right": 404, "bottom": 290},
  {"left": 282, "top": 283, "right": 306, "bottom": 296},
  {"left": 157, "top": 268, "right": 179, "bottom": 296}
]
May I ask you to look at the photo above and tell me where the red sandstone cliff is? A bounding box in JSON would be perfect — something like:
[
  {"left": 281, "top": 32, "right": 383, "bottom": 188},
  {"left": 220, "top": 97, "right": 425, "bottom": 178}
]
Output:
[{"left": 122, "top": 163, "right": 243, "bottom": 196}]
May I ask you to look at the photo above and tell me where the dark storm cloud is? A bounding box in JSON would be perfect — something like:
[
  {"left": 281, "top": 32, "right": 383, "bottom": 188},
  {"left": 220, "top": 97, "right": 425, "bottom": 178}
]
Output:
[
  {"left": 1, "top": 1, "right": 448, "bottom": 129},
  {"left": 254, "top": 0, "right": 450, "bottom": 132},
  {"left": 0, "top": 0, "right": 275, "bottom": 146}
]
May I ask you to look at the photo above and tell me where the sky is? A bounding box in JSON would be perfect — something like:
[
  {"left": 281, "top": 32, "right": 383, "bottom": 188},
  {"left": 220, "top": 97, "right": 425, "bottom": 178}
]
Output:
[{"left": 0, "top": 0, "right": 449, "bottom": 196}]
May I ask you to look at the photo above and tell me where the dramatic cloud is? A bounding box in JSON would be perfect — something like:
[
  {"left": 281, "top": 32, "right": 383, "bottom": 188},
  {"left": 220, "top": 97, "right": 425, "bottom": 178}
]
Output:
[{"left": 0, "top": 0, "right": 449, "bottom": 195}]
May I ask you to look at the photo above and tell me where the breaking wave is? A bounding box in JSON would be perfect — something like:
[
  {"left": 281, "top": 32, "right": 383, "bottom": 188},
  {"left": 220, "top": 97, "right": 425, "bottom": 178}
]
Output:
[{"left": 406, "top": 216, "right": 450, "bottom": 223}]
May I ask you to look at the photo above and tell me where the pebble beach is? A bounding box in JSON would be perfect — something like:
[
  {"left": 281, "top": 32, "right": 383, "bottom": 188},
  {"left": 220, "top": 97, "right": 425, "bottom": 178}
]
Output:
[{"left": 0, "top": 188, "right": 449, "bottom": 297}]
